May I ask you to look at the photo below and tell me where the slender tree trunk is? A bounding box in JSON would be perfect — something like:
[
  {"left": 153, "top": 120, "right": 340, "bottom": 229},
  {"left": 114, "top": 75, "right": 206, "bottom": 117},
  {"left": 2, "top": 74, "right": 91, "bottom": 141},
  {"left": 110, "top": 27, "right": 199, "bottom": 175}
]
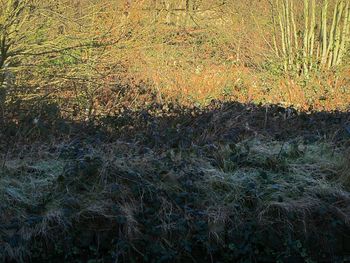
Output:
[{"left": 165, "top": 1, "right": 174, "bottom": 24}]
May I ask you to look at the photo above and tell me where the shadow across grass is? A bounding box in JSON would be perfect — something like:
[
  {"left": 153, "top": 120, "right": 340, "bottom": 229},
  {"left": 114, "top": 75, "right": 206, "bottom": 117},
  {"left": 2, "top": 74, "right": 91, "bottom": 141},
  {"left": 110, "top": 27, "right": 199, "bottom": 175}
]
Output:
[
  {"left": 0, "top": 100, "right": 350, "bottom": 262},
  {"left": 2, "top": 100, "right": 350, "bottom": 148}
]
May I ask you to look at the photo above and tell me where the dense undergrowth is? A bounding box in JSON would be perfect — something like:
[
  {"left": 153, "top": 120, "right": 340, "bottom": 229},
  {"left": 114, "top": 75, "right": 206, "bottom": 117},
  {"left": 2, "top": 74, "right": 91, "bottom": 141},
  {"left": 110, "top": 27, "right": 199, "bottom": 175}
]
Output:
[
  {"left": 1, "top": 1, "right": 350, "bottom": 262},
  {"left": 1, "top": 102, "right": 350, "bottom": 262}
]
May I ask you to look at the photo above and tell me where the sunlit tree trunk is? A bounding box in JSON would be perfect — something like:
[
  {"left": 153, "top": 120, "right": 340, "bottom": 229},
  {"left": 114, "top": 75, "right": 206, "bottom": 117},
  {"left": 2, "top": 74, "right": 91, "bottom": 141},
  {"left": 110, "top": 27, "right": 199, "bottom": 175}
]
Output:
[{"left": 165, "top": 1, "right": 174, "bottom": 24}]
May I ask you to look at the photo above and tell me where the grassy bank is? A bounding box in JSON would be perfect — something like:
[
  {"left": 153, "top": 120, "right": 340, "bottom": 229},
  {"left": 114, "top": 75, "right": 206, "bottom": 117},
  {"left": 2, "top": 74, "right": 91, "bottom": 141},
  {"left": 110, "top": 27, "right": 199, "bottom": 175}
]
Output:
[
  {"left": 1, "top": 103, "right": 350, "bottom": 262},
  {"left": 1, "top": 0, "right": 350, "bottom": 262}
]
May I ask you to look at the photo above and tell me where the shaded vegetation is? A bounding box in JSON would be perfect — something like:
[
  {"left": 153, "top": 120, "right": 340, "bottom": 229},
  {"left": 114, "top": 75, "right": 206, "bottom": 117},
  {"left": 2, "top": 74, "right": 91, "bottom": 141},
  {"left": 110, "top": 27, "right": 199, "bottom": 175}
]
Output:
[
  {"left": 1, "top": 0, "right": 350, "bottom": 262},
  {"left": 1, "top": 102, "right": 350, "bottom": 262}
]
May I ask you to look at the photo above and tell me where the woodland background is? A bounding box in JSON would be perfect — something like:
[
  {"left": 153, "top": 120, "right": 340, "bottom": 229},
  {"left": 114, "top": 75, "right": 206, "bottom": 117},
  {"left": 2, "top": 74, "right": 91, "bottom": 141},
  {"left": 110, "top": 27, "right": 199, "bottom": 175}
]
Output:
[{"left": 1, "top": 1, "right": 350, "bottom": 262}]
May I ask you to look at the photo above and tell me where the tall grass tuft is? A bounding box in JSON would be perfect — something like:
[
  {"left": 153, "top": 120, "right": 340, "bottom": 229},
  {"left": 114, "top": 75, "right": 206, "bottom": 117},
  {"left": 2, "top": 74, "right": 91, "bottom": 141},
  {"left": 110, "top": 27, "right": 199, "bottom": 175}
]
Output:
[{"left": 272, "top": 0, "right": 350, "bottom": 75}]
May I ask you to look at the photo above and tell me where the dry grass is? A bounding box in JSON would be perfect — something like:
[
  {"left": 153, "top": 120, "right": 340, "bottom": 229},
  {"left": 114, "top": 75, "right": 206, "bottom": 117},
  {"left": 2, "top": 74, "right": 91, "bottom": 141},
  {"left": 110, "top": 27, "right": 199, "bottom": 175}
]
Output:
[
  {"left": 1, "top": 131, "right": 349, "bottom": 261},
  {"left": 1, "top": 1, "right": 350, "bottom": 262}
]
